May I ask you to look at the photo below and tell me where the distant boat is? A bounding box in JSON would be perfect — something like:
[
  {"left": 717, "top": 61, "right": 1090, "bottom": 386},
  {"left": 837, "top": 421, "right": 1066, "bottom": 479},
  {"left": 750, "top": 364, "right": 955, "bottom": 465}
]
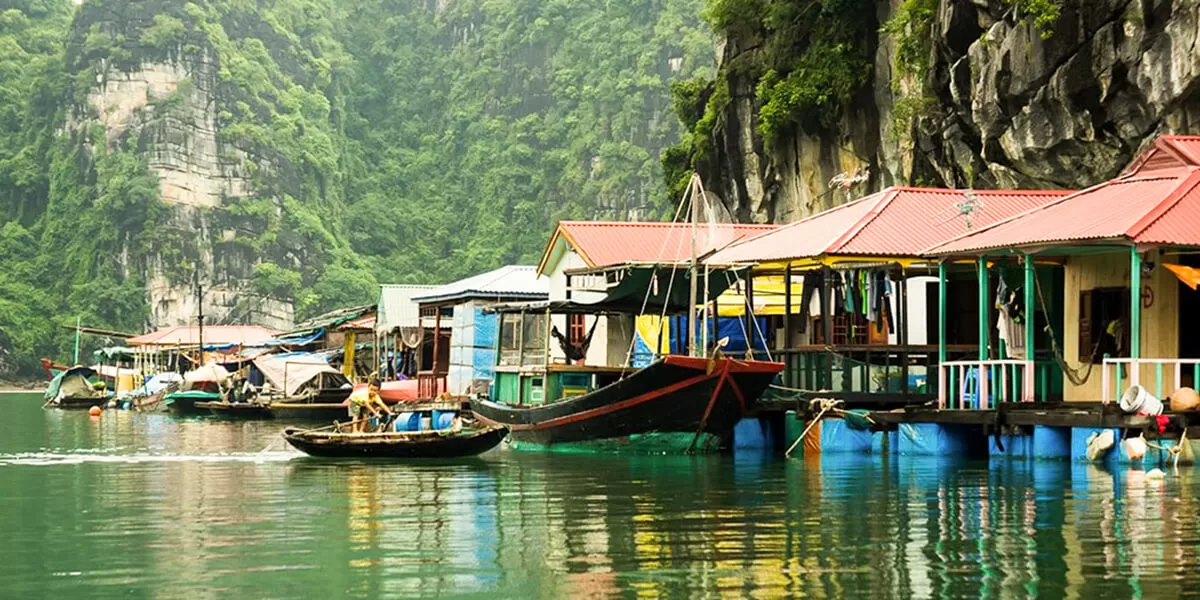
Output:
[
  {"left": 195, "top": 400, "right": 273, "bottom": 419},
  {"left": 42, "top": 366, "right": 113, "bottom": 409},
  {"left": 165, "top": 389, "right": 223, "bottom": 415}
]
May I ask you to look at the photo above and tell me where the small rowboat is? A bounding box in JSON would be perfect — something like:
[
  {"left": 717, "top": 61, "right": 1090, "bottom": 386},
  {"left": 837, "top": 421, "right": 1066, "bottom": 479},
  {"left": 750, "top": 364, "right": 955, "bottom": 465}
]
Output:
[{"left": 281, "top": 425, "right": 508, "bottom": 459}]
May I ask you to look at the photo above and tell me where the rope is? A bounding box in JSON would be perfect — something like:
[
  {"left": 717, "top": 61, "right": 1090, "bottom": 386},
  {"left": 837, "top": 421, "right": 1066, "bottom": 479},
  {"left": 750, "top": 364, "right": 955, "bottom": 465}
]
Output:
[
  {"left": 720, "top": 270, "right": 775, "bottom": 363},
  {"left": 621, "top": 176, "right": 693, "bottom": 370},
  {"left": 784, "top": 398, "right": 843, "bottom": 457},
  {"left": 1032, "top": 266, "right": 1103, "bottom": 387}
]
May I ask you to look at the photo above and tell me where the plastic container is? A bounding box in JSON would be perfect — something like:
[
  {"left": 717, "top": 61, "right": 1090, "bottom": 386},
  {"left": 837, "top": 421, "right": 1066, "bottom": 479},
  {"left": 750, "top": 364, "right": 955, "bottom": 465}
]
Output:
[
  {"left": 393, "top": 412, "right": 420, "bottom": 432},
  {"left": 432, "top": 410, "right": 457, "bottom": 430},
  {"left": 1120, "top": 384, "right": 1163, "bottom": 416}
]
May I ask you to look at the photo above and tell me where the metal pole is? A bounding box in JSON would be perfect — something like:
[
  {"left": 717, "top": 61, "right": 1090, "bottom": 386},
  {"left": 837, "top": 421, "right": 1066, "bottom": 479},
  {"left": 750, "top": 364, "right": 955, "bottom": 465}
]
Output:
[
  {"left": 745, "top": 274, "right": 756, "bottom": 358},
  {"left": 701, "top": 265, "right": 710, "bottom": 353},
  {"left": 195, "top": 268, "right": 204, "bottom": 365},
  {"left": 1130, "top": 247, "right": 1142, "bottom": 359},
  {"left": 687, "top": 175, "right": 699, "bottom": 357}
]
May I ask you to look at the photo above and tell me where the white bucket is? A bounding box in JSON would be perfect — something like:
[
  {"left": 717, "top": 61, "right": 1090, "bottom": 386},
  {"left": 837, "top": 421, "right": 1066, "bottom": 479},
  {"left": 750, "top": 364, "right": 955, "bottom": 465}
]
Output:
[{"left": 1119, "top": 384, "right": 1163, "bottom": 416}]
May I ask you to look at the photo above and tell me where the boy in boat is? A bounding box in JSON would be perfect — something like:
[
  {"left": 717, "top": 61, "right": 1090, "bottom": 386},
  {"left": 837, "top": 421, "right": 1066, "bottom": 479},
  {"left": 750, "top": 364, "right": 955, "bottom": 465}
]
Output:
[{"left": 348, "top": 378, "right": 390, "bottom": 432}]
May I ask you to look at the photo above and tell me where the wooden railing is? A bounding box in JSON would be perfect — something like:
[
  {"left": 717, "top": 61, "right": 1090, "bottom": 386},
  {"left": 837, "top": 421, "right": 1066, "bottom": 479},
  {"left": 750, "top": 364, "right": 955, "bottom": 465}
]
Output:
[
  {"left": 1101, "top": 357, "right": 1200, "bottom": 404},
  {"left": 938, "top": 359, "right": 1034, "bottom": 409}
]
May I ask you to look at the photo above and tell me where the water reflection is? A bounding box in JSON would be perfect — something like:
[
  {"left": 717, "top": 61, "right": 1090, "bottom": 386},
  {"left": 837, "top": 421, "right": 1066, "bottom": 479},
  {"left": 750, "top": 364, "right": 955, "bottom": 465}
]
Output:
[{"left": 5, "top": 394, "right": 1200, "bottom": 597}]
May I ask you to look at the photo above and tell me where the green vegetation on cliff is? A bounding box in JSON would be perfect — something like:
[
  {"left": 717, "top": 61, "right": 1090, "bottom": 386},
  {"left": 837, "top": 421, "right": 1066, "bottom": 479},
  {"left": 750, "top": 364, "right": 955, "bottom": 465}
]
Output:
[
  {"left": 663, "top": 0, "right": 874, "bottom": 199},
  {"left": 0, "top": 0, "right": 712, "bottom": 376}
]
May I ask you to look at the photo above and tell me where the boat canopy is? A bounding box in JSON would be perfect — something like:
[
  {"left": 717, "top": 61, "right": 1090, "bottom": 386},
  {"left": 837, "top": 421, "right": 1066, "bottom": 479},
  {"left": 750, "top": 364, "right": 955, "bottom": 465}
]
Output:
[
  {"left": 184, "top": 362, "right": 231, "bottom": 384},
  {"left": 253, "top": 353, "right": 348, "bottom": 397},
  {"left": 492, "top": 264, "right": 748, "bottom": 315},
  {"left": 43, "top": 367, "right": 101, "bottom": 401}
]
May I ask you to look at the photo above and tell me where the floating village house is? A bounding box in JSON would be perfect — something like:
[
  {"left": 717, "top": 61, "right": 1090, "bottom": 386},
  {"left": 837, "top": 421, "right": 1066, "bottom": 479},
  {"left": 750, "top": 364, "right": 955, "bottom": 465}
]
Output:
[
  {"left": 536, "top": 221, "right": 777, "bottom": 367},
  {"left": 413, "top": 266, "right": 548, "bottom": 398},
  {"left": 375, "top": 284, "right": 438, "bottom": 380},
  {"left": 928, "top": 135, "right": 1200, "bottom": 409},
  {"left": 703, "top": 186, "right": 1070, "bottom": 403},
  {"left": 266, "top": 305, "right": 377, "bottom": 377}
]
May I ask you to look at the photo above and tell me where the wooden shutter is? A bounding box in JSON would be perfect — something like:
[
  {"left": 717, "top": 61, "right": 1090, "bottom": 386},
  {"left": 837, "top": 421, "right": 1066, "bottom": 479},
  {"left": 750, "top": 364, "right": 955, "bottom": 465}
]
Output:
[
  {"left": 1078, "top": 290, "right": 1093, "bottom": 363},
  {"left": 568, "top": 314, "right": 586, "bottom": 345}
]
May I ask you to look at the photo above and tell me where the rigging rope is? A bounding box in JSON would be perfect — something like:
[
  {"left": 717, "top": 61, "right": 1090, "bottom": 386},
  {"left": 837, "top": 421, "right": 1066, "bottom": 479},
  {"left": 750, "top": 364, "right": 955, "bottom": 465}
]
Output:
[{"left": 621, "top": 175, "right": 693, "bottom": 370}]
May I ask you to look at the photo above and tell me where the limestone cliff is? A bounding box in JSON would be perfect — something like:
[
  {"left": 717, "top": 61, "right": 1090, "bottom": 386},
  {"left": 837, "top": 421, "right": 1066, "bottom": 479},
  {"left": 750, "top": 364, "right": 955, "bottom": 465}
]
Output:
[
  {"left": 697, "top": 0, "right": 1200, "bottom": 222},
  {"left": 58, "top": 0, "right": 358, "bottom": 332}
]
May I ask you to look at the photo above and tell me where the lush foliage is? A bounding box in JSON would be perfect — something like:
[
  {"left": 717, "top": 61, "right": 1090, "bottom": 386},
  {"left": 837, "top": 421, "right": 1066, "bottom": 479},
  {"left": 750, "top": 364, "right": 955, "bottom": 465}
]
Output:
[
  {"left": 0, "top": 0, "right": 712, "bottom": 377},
  {"left": 665, "top": 0, "right": 874, "bottom": 183}
]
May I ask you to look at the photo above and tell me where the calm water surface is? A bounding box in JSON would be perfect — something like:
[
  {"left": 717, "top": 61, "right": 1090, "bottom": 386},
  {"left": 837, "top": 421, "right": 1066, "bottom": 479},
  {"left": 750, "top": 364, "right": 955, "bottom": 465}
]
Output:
[{"left": 1, "top": 392, "right": 1197, "bottom": 598}]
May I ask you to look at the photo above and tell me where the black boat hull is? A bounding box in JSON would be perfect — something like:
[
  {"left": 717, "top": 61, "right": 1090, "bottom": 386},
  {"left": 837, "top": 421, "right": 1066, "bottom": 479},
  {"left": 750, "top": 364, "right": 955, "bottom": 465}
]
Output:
[
  {"left": 268, "top": 402, "right": 349, "bottom": 422},
  {"left": 470, "top": 355, "right": 783, "bottom": 449},
  {"left": 282, "top": 426, "right": 507, "bottom": 458},
  {"left": 50, "top": 395, "right": 111, "bottom": 410},
  {"left": 196, "top": 401, "right": 273, "bottom": 419}
]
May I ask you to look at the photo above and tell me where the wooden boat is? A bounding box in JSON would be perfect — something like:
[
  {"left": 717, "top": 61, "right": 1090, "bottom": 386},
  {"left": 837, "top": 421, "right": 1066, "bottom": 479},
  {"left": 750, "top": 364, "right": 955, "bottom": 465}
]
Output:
[
  {"left": 195, "top": 400, "right": 273, "bottom": 419},
  {"left": 165, "top": 389, "right": 223, "bottom": 415},
  {"left": 282, "top": 425, "right": 508, "bottom": 458},
  {"left": 43, "top": 366, "right": 114, "bottom": 409},
  {"left": 40, "top": 358, "right": 69, "bottom": 380},
  {"left": 471, "top": 355, "right": 784, "bottom": 452}
]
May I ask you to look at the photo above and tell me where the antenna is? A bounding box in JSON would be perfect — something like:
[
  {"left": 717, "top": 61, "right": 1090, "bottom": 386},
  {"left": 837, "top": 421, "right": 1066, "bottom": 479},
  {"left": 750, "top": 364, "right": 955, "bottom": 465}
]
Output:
[{"left": 955, "top": 189, "right": 981, "bottom": 229}]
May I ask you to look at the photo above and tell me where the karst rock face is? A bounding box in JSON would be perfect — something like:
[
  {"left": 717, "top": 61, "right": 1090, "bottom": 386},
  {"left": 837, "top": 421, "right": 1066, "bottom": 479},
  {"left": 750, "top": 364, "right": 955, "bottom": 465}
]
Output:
[
  {"left": 63, "top": 0, "right": 340, "bottom": 332},
  {"left": 703, "top": 0, "right": 1200, "bottom": 223}
]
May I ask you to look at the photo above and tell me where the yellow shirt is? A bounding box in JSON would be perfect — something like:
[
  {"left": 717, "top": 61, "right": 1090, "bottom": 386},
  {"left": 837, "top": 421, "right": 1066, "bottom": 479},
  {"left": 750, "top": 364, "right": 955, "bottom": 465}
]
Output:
[{"left": 348, "top": 387, "right": 377, "bottom": 407}]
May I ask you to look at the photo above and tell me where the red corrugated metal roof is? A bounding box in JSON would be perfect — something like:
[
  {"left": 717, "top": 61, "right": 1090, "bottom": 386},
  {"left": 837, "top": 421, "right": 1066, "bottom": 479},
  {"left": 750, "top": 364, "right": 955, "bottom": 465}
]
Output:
[
  {"left": 705, "top": 194, "right": 882, "bottom": 263},
  {"left": 128, "top": 325, "right": 279, "bottom": 346},
  {"left": 705, "top": 186, "right": 1069, "bottom": 264},
  {"left": 539, "top": 221, "right": 777, "bottom": 274},
  {"left": 1122, "top": 135, "right": 1200, "bottom": 176},
  {"left": 931, "top": 169, "right": 1200, "bottom": 254}
]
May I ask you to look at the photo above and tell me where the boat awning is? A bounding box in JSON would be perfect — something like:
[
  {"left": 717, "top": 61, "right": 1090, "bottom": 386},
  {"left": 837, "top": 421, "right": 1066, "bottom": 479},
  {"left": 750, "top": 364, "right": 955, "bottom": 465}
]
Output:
[
  {"left": 494, "top": 264, "right": 748, "bottom": 315},
  {"left": 253, "top": 353, "right": 347, "bottom": 397}
]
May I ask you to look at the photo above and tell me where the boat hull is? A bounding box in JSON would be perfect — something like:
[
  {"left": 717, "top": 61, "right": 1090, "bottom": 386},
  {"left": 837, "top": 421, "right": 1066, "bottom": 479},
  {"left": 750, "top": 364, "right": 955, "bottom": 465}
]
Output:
[
  {"left": 166, "top": 391, "right": 222, "bottom": 416},
  {"left": 471, "top": 355, "right": 783, "bottom": 451},
  {"left": 268, "top": 402, "right": 349, "bottom": 422},
  {"left": 50, "top": 395, "right": 112, "bottom": 410},
  {"left": 282, "top": 426, "right": 507, "bottom": 458},
  {"left": 196, "top": 401, "right": 273, "bottom": 419}
]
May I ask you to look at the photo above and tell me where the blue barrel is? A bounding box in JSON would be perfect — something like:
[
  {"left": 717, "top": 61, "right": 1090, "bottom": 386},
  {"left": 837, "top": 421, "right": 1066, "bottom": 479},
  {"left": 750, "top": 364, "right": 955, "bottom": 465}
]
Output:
[
  {"left": 393, "top": 412, "right": 420, "bottom": 432},
  {"left": 432, "top": 410, "right": 456, "bottom": 430}
]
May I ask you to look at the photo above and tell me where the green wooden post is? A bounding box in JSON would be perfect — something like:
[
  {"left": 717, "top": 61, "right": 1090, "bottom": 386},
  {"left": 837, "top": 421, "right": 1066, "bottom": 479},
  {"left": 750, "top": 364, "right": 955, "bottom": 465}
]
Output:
[
  {"left": 1024, "top": 255, "right": 1036, "bottom": 401},
  {"left": 978, "top": 257, "right": 988, "bottom": 361},
  {"left": 72, "top": 315, "right": 81, "bottom": 365},
  {"left": 938, "top": 260, "right": 948, "bottom": 404},
  {"left": 1130, "top": 247, "right": 1142, "bottom": 360},
  {"left": 1156, "top": 363, "right": 1164, "bottom": 399},
  {"left": 938, "top": 261, "right": 947, "bottom": 365}
]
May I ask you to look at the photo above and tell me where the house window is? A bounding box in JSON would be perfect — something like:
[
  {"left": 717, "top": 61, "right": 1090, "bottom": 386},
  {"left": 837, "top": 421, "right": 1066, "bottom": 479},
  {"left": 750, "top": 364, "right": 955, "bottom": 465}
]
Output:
[
  {"left": 1078, "top": 287, "right": 1130, "bottom": 363},
  {"left": 567, "top": 314, "right": 587, "bottom": 345}
]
